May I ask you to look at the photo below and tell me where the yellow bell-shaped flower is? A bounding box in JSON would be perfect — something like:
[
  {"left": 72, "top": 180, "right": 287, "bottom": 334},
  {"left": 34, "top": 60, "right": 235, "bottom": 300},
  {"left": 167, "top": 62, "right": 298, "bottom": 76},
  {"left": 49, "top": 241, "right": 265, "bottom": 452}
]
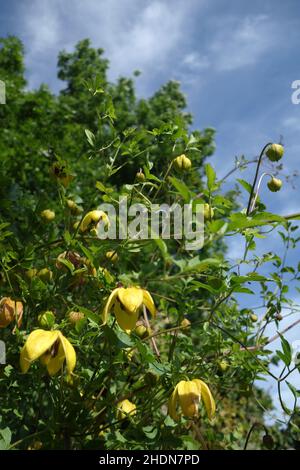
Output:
[
  {"left": 117, "top": 399, "right": 136, "bottom": 420},
  {"left": 20, "top": 329, "right": 76, "bottom": 376},
  {"left": 80, "top": 210, "right": 110, "bottom": 233},
  {"left": 168, "top": 379, "right": 215, "bottom": 421},
  {"left": 102, "top": 286, "right": 156, "bottom": 332}
]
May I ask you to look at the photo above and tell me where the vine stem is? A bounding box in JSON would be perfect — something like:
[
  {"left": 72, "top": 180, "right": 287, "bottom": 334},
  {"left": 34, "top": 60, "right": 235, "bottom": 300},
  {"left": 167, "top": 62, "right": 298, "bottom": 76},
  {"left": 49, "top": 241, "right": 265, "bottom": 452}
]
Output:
[
  {"left": 246, "top": 143, "right": 272, "bottom": 215},
  {"left": 143, "top": 305, "right": 161, "bottom": 360},
  {"left": 249, "top": 172, "right": 274, "bottom": 213},
  {"left": 243, "top": 422, "right": 267, "bottom": 450}
]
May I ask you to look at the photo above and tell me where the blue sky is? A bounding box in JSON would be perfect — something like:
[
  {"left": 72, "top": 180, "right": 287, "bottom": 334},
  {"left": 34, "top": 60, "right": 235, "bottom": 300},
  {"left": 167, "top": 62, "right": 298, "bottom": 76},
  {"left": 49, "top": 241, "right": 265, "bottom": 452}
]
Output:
[{"left": 1, "top": 0, "right": 299, "bottom": 422}]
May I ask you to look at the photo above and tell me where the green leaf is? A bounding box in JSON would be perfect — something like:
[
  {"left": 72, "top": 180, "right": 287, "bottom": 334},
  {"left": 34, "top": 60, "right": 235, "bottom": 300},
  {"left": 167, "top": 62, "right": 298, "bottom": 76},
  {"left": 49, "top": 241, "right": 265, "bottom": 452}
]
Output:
[
  {"left": 85, "top": 129, "right": 95, "bottom": 147},
  {"left": 95, "top": 181, "right": 113, "bottom": 194},
  {"left": 168, "top": 176, "right": 191, "bottom": 202},
  {"left": 205, "top": 163, "right": 216, "bottom": 191},
  {"left": 175, "top": 256, "right": 222, "bottom": 273},
  {"left": 237, "top": 178, "right": 253, "bottom": 194},
  {"left": 0, "top": 427, "right": 11, "bottom": 450},
  {"left": 278, "top": 333, "right": 291, "bottom": 366}
]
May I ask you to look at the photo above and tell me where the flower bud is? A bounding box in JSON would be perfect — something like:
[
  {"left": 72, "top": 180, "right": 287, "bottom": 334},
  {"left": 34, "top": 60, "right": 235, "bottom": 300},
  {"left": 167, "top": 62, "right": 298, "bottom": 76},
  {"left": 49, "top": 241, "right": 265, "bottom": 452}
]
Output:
[
  {"left": 66, "top": 199, "right": 82, "bottom": 215},
  {"left": 25, "top": 268, "right": 38, "bottom": 280},
  {"left": 38, "top": 311, "right": 55, "bottom": 328},
  {"left": 68, "top": 311, "right": 85, "bottom": 324},
  {"left": 135, "top": 324, "right": 148, "bottom": 338},
  {"left": 173, "top": 154, "right": 192, "bottom": 171},
  {"left": 37, "top": 268, "right": 53, "bottom": 283},
  {"left": 250, "top": 313, "right": 258, "bottom": 323},
  {"left": 267, "top": 177, "right": 282, "bottom": 192},
  {"left": 40, "top": 209, "right": 55, "bottom": 222},
  {"left": 265, "top": 144, "right": 284, "bottom": 162},
  {"left": 136, "top": 171, "right": 145, "bottom": 182},
  {"left": 203, "top": 203, "right": 214, "bottom": 221},
  {"left": 105, "top": 251, "right": 118, "bottom": 263}
]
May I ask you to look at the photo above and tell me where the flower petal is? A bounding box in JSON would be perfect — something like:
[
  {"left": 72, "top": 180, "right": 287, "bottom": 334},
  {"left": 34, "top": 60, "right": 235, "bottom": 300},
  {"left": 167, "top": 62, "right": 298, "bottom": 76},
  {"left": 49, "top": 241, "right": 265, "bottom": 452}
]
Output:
[
  {"left": 142, "top": 290, "right": 156, "bottom": 317},
  {"left": 20, "top": 330, "right": 59, "bottom": 373},
  {"left": 46, "top": 342, "right": 66, "bottom": 376},
  {"left": 177, "top": 380, "right": 200, "bottom": 418},
  {"left": 58, "top": 332, "right": 76, "bottom": 375},
  {"left": 102, "top": 288, "right": 119, "bottom": 325},
  {"left": 117, "top": 287, "right": 144, "bottom": 314},
  {"left": 168, "top": 384, "right": 179, "bottom": 421},
  {"left": 193, "top": 379, "right": 216, "bottom": 420},
  {"left": 114, "top": 300, "right": 139, "bottom": 332},
  {"left": 117, "top": 399, "right": 136, "bottom": 420}
]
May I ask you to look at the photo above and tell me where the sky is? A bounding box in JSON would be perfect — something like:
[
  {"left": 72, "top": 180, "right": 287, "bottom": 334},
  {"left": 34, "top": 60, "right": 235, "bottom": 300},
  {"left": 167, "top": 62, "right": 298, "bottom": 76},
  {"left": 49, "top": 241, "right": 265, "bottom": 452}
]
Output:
[{"left": 1, "top": 0, "right": 299, "bottom": 423}]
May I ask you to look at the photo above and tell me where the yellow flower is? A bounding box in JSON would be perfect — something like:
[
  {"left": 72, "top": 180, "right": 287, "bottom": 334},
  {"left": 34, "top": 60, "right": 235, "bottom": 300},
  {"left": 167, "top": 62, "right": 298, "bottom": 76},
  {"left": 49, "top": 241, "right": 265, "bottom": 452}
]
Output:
[
  {"left": 102, "top": 286, "right": 156, "bottom": 332},
  {"left": 80, "top": 210, "right": 110, "bottom": 233},
  {"left": 168, "top": 379, "right": 215, "bottom": 421},
  {"left": 0, "top": 297, "right": 23, "bottom": 329},
  {"left": 20, "top": 329, "right": 76, "bottom": 376},
  {"left": 117, "top": 399, "right": 136, "bottom": 420}
]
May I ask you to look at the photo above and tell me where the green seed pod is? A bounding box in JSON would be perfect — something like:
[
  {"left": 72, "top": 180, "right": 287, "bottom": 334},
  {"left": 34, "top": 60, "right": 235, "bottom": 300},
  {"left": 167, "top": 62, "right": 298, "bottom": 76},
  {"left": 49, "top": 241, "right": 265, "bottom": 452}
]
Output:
[
  {"left": 203, "top": 203, "right": 214, "bottom": 221},
  {"left": 66, "top": 199, "right": 82, "bottom": 215},
  {"left": 38, "top": 268, "right": 53, "bottom": 283},
  {"left": 38, "top": 311, "right": 55, "bottom": 328},
  {"left": 68, "top": 311, "right": 85, "bottom": 324},
  {"left": 40, "top": 209, "right": 55, "bottom": 222},
  {"left": 135, "top": 324, "right": 148, "bottom": 338},
  {"left": 265, "top": 144, "right": 284, "bottom": 162},
  {"left": 26, "top": 268, "right": 38, "bottom": 280},
  {"left": 267, "top": 177, "right": 282, "bottom": 192},
  {"left": 136, "top": 171, "right": 146, "bottom": 182}
]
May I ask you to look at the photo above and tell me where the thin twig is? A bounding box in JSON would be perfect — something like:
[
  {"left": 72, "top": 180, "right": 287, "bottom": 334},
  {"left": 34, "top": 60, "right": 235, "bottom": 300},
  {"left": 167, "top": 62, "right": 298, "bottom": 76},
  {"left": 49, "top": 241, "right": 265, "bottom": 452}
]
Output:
[{"left": 143, "top": 305, "right": 161, "bottom": 360}]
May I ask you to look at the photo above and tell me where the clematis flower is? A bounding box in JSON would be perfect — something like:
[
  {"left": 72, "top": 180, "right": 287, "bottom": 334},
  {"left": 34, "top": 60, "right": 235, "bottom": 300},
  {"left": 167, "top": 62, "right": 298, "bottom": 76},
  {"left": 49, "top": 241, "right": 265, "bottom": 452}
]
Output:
[
  {"left": 102, "top": 286, "right": 156, "bottom": 332},
  {"left": 79, "top": 210, "right": 110, "bottom": 234},
  {"left": 20, "top": 329, "right": 76, "bottom": 376},
  {"left": 117, "top": 399, "right": 136, "bottom": 420},
  {"left": 0, "top": 297, "right": 23, "bottom": 328},
  {"left": 168, "top": 379, "right": 215, "bottom": 421}
]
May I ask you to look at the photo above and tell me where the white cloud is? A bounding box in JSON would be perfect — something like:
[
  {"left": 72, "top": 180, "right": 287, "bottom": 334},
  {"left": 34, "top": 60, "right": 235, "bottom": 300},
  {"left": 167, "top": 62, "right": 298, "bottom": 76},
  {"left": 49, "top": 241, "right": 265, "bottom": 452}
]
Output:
[
  {"left": 17, "top": 0, "right": 200, "bottom": 93},
  {"left": 210, "top": 14, "right": 276, "bottom": 72},
  {"left": 183, "top": 52, "right": 210, "bottom": 70},
  {"left": 183, "top": 14, "right": 278, "bottom": 76}
]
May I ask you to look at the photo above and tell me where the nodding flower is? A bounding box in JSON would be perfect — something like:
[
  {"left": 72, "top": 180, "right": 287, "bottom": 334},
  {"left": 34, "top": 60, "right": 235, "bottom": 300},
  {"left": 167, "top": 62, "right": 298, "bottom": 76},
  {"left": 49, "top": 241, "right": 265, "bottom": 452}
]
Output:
[
  {"left": 0, "top": 297, "right": 23, "bottom": 329},
  {"left": 102, "top": 286, "right": 156, "bottom": 332},
  {"left": 20, "top": 329, "right": 76, "bottom": 376},
  {"left": 168, "top": 379, "right": 215, "bottom": 421},
  {"left": 79, "top": 210, "right": 110, "bottom": 234},
  {"left": 117, "top": 399, "right": 137, "bottom": 420}
]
